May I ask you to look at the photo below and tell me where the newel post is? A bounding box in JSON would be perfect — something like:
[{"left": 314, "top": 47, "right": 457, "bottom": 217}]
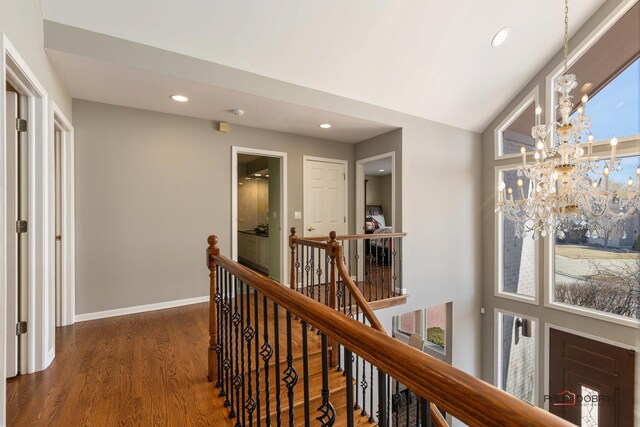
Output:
[
  {"left": 207, "top": 235, "right": 220, "bottom": 383},
  {"left": 289, "top": 227, "right": 297, "bottom": 290}
]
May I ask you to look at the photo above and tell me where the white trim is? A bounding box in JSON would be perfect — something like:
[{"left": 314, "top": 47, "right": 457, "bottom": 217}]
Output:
[
  {"left": 545, "top": 0, "right": 638, "bottom": 129},
  {"left": 302, "top": 155, "right": 349, "bottom": 236},
  {"left": 0, "top": 33, "right": 7, "bottom": 427},
  {"left": 494, "top": 308, "right": 539, "bottom": 406},
  {"left": 542, "top": 323, "right": 639, "bottom": 411},
  {"left": 544, "top": 150, "right": 640, "bottom": 329},
  {"left": 355, "top": 151, "right": 396, "bottom": 234},
  {"left": 50, "top": 103, "right": 75, "bottom": 328},
  {"left": 74, "top": 296, "right": 209, "bottom": 322},
  {"left": 231, "top": 147, "right": 288, "bottom": 284},
  {"left": 2, "top": 35, "right": 52, "bottom": 379},
  {"left": 494, "top": 165, "right": 540, "bottom": 305},
  {"left": 494, "top": 85, "right": 539, "bottom": 160}
]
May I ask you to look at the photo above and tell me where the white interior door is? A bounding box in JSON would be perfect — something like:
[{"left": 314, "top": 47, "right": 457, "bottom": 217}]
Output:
[
  {"left": 303, "top": 158, "right": 346, "bottom": 237},
  {"left": 5, "top": 90, "right": 18, "bottom": 378}
]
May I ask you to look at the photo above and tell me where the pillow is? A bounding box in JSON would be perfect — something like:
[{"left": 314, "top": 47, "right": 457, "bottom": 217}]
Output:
[{"left": 370, "top": 214, "right": 386, "bottom": 228}]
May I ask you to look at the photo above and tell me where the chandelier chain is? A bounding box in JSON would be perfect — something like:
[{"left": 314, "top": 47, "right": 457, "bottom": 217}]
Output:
[{"left": 563, "top": 0, "right": 569, "bottom": 75}]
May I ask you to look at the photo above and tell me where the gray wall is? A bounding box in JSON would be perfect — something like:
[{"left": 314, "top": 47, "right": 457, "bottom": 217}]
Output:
[
  {"left": 73, "top": 100, "right": 355, "bottom": 314},
  {"left": 480, "top": 0, "right": 639, "bottom": 407},
  {"left": 356, "top": 129, "right": 403, "bottom": 230}
]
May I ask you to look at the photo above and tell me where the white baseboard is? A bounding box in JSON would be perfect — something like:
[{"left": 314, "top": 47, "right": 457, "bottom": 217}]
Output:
[
  {"left": 45, "top": 348, "right": 55, "bottom": 367},
  {"left": 74, "top": 295, "right": 209, "bottom": 322}
]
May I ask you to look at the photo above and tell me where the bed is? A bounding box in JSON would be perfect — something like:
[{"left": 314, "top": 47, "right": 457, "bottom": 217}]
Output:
[{"left": 364, "top": 205, "right": 393, "bottom": 258}]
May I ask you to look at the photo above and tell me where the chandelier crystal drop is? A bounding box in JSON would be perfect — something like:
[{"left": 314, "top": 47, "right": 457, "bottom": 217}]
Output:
[{"left": 495, "top": 0, "right": 640, "bottom": 239}]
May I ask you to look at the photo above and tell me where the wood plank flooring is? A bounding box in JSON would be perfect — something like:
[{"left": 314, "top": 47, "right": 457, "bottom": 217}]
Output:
[{"left": 6, "top": 303, "right": 233, "bottom": 427}]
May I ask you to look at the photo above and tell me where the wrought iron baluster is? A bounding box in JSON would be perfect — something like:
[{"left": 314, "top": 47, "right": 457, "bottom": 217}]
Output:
[
  {"left": 368, "top": 356, "right": 375, "bottom": 423},
  {"left": 317, "top": 333, "right": 336, "bottom": 427},
  {"left": 392, "top": 238, "right": 398, "bottom": 297},
  {"left": 232, "top": 278, "right": 242, "bottom": 422},
  {"left": 301, "top": 321, "right": 310, "bottom": 427},
  {"left": 309, "top": 247, "right": 315, "bottom": 301},
  {"left": 253, "top": 290, "right": 261, "bottom": 426},
  {"left": 324, "top": 253, "right": 330, "bottom": 308},
  {"left": 223, "top": 271, "right": 231, "bottom": 407},
  {"left": 244, "top": 283, "right": 256, "bottom": 427},
  {"left": 273, "top": 303, "right": 282, "bottom": 427},
  {"left": 295, "top": 244, "right": 301, "bottom": 294},
  {"left": 405, "top": 383, "right": 410, "bottom": 426},
  {"left": 393, "top": 379, "right": 399, "bottom": 427},
  {"left": 377, "top": 370, "right": 387, "bottom": 427},
  {"left": 420, "top": 397, "right": 432, "bottom": 427},
  {"left": 375, "top": 242, "right": 379, "bottom": 301},
  {"left": 360, "top": 356, "right": 368, "bottom": 417},
  {"left": 215, "top": 265, "right": 223, "bottom": 388},
  {"left": 239, "top": 281, "right": 246, "bottom": 427},
  {"left": 260, "top": 296, "right": 273, "bottom": 426},
  {"left": 316, "top": 247, "right": 322, "bottom": 305},
  {"left": 367, "top": 241, "right": 373, "bottom": 302},
  {"left": 283, "top": 311, "right": 298, "bottom": 427},
  {"left": 344, "top": 348, "right": 354, "bottom": 427},
  {"left": 381, "top": 240, "right": 387, "bottom": 299}
]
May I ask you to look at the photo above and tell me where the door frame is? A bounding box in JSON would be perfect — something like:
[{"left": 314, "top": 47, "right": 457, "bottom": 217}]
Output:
[
  {"left": 302, "top": 155, "right": 349, "bottom": 237},
  {"left": 231, "top": 146, "right": 288, "bottom": 285},
  {"left": 1, "top": 33, "right": 56, "bottom": 423},
  {"left": 51, "top": 102, "right": 75, "bottom": 327},
  {"left": 543, "top": 323, "right": 638, "bottom": 411},
  {"left": 355, "top": 152, "right": 395, "bottom": 234}
]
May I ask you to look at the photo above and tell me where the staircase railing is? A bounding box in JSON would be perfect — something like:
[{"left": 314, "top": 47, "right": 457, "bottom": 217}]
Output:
[
  {"left": 207, "top": 234, "right": 571, "bottom": 427},
  {"left": 290, "top": 228, "right": 406, "bottom": 311}
]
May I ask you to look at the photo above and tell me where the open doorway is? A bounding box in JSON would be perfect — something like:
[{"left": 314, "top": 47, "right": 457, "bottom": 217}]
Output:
[
  {"left": 356, "top": 153, "right": 395, "bottom": 234},
  {"left": 232, "top": 147, "right": 287, "bottom": 283}
]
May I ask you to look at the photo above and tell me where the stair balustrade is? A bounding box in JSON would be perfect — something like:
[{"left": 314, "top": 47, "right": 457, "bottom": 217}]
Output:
[{"left": 207, "top": 234, "right": 571, "bottom": 427}]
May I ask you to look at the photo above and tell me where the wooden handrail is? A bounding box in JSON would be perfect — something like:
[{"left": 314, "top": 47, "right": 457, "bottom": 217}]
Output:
[
  {"left": 207, "top": 235, "right": 571, "bottom": 427},
  {"left": 430, "top": 403, "right": 448, "bottom": 427},
  {"left": 300, "top": 232, "right": 407, "bottom": 241},
  {"left": 334, "top": 244, "right": 384, "bottom": 332}
]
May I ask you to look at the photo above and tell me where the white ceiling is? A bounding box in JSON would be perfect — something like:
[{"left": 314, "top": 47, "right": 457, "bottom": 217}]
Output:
[
  {"left": 46, "top": 50, "right": 395, "bottom": 143},
  {"left": 40, "top": 0, "right": 606, "bottom": 133},
  {"left": 364, "top": 158, "right": 393, "bottom": 176}
]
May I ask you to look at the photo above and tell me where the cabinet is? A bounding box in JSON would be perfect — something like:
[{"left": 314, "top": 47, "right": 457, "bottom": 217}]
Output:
[{"left": 238, "top": 232, "right": 269, "bottom": 272}]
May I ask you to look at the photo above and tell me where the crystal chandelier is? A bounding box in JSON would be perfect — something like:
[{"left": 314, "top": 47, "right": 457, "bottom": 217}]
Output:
[{"left": 495, "top": 0, "right": 640, "bottom": 240}]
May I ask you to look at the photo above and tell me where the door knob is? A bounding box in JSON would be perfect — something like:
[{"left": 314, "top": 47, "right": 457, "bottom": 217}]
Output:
[
  {"left": 55, "top": 235, "right": 62, "bottom": 241},
  {"left": 308, "top": 227, "right": 315, "bottom": 232}
]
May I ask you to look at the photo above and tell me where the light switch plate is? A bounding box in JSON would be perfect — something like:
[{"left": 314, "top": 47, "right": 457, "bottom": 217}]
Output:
[{"left": 294, "top": 211, "right": 302, "bottom": 220}]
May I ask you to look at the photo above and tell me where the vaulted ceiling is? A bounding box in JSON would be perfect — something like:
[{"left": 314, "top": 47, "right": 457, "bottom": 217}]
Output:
[{"left": 40, "top": 0, "right": 607, "bottom": 133}]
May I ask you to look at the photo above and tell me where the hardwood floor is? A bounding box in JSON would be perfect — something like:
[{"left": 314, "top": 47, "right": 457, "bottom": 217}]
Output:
[{"left": 6, "top": 303, "right": 233, "bottom": 427}]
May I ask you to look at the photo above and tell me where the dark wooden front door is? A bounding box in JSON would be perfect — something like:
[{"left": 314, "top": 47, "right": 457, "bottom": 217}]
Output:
[{"left": 549, "top": 328, "right": 635, "bottom": 426}]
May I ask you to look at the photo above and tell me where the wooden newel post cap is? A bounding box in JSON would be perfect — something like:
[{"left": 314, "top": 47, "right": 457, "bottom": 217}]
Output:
[
  {"left": 290, "top": 227, "right": 297, "bottom": 236},
  {"left": 207, "top": 235, "right": 220, "bottom": 256},
  {"left": 329, "top": 231, "right": 337, "bottom": 241}
]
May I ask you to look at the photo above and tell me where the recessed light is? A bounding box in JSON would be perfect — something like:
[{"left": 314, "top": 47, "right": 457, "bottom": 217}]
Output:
[
  {"left": 254, "top": 173, "right": 262, "bottom": 177},
  {"left": 245, "top": 177, "right": 252, "bottom": 180},
  {"left": 379, "top": 169, "right": 385, "bottom": 172},
  {"left": 491, "top": 27, "right": 510, "bottom": 47},
  {"left": 171, "top": 95, "right": 189, "bottom": 102},
  {"left": 581, "top": 82, "right": 593, "bottom": 93},
  {"left": 319, "top": 123, "right": 332, "bottom": 129},
  {"left": 265, "top": 174, "right": 269, "bottom": 177}
]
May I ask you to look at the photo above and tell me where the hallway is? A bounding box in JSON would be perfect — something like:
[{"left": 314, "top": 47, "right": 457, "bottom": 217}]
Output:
[{"left": 6, "top": 303, "right": 231, "bottom": 426}]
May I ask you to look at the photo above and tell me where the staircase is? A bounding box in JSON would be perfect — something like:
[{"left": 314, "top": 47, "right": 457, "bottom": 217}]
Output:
[{"left": 214, "top": 291, "right": 377, "bottom": 426}]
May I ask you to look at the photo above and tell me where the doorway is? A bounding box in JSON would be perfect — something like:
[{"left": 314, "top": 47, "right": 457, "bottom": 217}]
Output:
[
  {"left": 302, "top": 156, "right": 347, "bottom": 237},
  {"left": 356, "top": 152, "right": 395, "bottom": 234},
  {"left": 549, "top": 328, "right": 635, "bottom": 426},
  {"left": 231, "top": 147, "right": 287, "bottom": 283}
]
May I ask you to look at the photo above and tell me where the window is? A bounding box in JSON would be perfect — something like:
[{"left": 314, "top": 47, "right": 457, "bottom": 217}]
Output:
[
  {"left": 395, "top": 304, "right": 449, "bottom": 354},
  {"left": 553, "top": 154, "right": 640, "bottom": 320},
  {"left": 496, "top": 311, "right": 537, "bottom": 405},
  {"left": 497, "top": 168, "right": 537, "bottom": 301},
  {"left": 495, "top": 89, "right": 538, "bottom": 158},
  {"left": 425, "top": 304, "right": 446, "bottom": 351}
]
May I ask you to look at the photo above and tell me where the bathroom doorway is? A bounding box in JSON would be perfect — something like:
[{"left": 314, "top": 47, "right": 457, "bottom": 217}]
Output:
[{"left": 231, "top": 148, "right": 287, "bottom": 283}]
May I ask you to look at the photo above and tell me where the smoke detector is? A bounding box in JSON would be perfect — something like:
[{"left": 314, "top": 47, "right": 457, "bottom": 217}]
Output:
[{"left": 231, "top": 109, "right": 245, "bottom": 117}]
